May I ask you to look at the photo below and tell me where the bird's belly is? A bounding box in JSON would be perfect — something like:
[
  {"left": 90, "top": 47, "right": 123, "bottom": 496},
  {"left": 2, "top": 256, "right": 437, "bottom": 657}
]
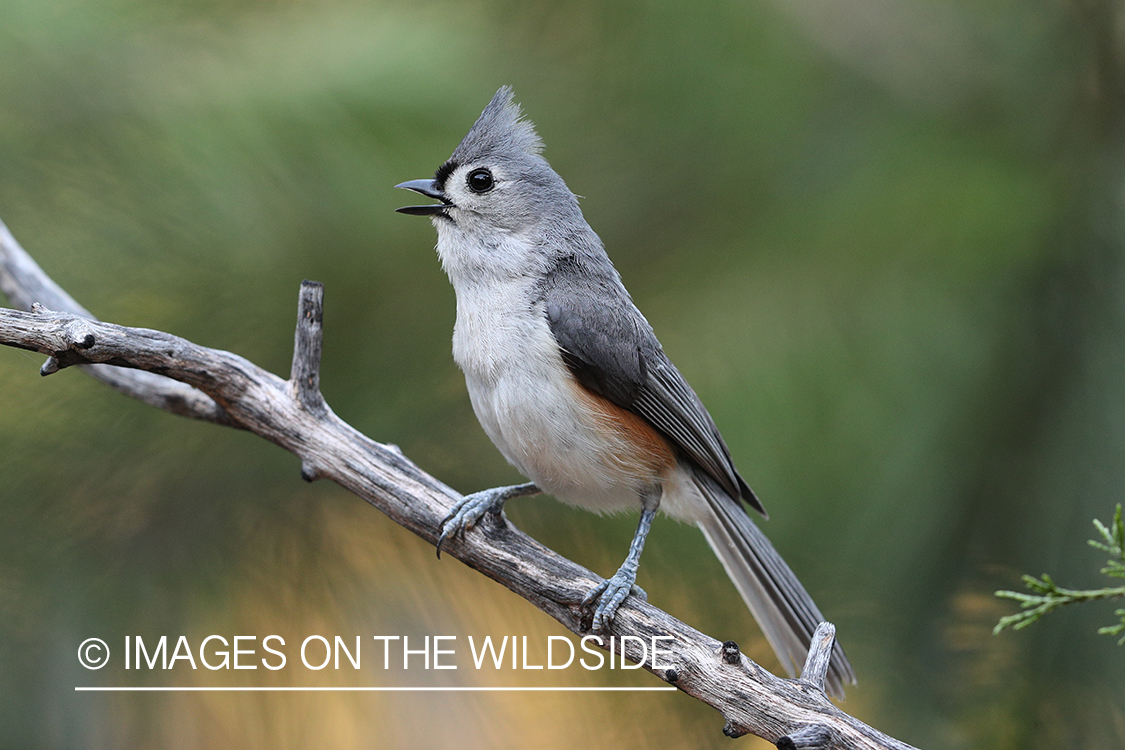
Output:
[
  {"left": 464, "top": 365, "right": 646, "bottom": 513},
  {"left": 456, "top": 326, "right": 666, "bottom": 515}
]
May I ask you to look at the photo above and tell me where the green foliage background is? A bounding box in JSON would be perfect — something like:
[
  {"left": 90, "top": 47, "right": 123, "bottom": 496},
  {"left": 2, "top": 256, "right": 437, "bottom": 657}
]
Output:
[{"left": 1, "top": 0, "right": 1123, "bottom": 747}]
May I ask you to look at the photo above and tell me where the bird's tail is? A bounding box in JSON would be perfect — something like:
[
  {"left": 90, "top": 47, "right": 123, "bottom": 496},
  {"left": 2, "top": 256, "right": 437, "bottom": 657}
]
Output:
[{"left": 693, "top": 473, "right": 856, "bottom": 698}]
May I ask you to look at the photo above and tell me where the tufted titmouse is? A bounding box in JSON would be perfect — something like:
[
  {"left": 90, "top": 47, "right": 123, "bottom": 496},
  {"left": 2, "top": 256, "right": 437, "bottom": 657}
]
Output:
[{"left": 396, "top": 87, "right": 855, "bottom": 695}]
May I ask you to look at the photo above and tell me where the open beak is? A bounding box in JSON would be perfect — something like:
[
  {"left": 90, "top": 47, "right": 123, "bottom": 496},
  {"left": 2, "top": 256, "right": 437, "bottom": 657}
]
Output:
[{"left": 395, "top": 179, "right": 453, "bottom": 216}]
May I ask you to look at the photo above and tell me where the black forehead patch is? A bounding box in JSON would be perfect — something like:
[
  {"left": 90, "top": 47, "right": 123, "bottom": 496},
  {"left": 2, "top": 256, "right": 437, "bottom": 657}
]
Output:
[{"left": 434, "top": 160, "right": 459, "bottom": 190}]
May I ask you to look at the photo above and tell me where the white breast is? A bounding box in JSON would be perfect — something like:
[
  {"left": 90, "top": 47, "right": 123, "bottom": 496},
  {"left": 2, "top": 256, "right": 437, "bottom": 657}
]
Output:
[{"left": 449, "top": 275, "right": 649, "bottom": 514}]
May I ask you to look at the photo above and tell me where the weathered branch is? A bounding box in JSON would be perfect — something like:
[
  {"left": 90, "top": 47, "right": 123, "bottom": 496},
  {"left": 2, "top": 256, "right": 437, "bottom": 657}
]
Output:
[
  {"left": 0, "top": 218, "right": 917, "bottom": 750},
  {"left": 0, "top": 219, "right": 231, "bottom": 424}
]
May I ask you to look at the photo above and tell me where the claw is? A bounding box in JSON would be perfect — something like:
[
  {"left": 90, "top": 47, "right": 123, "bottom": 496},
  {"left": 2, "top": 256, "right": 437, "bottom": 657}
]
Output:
[
  {"left": 435, "top": 484, "right": 538, "bottom": 559},
  {"left": 581, "top": 575, "right": 645, "bottom": 632},
  {"left": 435, "top": 526, "right": 452, "bottom": 559},
  {"left": 435, "top": 505, "right": 467, "bottom": 558},
  {"left": 436, "top": 497, "right": 481, "bottom": 558},
  {"left": 581, "top": 580, "right": 608, "bottom": 611}
]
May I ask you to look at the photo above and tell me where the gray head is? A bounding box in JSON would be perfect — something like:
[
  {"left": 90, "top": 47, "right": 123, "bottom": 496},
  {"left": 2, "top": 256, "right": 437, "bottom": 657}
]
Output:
[{"left": 396, "top": 88, "right": 598, "bottom": 282}]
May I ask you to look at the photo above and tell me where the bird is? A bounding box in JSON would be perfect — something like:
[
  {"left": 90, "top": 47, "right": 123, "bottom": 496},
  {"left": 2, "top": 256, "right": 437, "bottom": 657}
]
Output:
[{"left": 395, "top": 87, "right": 855, "bottom": 696}]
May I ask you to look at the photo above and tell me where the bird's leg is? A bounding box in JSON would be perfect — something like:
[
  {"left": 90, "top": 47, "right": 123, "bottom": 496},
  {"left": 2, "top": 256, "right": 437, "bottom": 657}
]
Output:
[
  {"left": 582, "top": 486, "right": 661, "bottom": 632},
  {"left": 437, "top": 482, "right": 540, "bottom": 557}
]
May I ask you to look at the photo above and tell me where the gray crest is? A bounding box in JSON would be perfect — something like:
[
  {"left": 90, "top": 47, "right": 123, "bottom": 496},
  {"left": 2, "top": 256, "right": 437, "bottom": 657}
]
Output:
[{"left": 451, "top": 87, "right": 544, "bottom": 165}]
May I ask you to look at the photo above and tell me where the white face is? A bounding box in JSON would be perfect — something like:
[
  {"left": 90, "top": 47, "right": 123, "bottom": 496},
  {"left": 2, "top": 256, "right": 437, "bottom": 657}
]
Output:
[
  {"left": 432, "top": 159, "right": 557, "bottom": 286},
  {"left": 438, "top": 160, "right": 545, "bottom": 233}
]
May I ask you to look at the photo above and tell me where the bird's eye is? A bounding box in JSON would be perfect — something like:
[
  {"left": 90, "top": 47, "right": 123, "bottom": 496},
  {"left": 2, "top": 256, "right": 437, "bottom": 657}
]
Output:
[{"left": 467, "top": 168, "right": 495, "bottom": 193}]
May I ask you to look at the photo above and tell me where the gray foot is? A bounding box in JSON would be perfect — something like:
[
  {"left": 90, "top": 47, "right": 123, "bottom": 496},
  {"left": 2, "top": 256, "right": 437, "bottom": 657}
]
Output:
[
  {"left": 582, "top": 572, "right": 648, "bottom": 632},
  {"left": 436, "top": 483, "right": 538, "bottom": 557},
  {"left": 581, "top": 497, "right": 658, "bottom": 631}
]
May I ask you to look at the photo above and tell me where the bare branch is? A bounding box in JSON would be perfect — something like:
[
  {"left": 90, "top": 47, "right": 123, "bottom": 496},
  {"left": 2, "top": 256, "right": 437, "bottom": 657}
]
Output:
[
  {"left": 800, "top": 622, "right": 839, "bottom": 692},
  {"left": 0, "top": 219, "right": 917, "bottom": 750},
  {"left": 0, "top": 219, "right": 231, "bottom": 424}
]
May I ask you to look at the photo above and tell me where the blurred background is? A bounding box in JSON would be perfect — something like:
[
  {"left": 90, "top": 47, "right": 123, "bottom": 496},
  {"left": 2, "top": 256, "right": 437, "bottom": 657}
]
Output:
[{"left": 1, "top": 0, "right": 1123, "bottom": 747}]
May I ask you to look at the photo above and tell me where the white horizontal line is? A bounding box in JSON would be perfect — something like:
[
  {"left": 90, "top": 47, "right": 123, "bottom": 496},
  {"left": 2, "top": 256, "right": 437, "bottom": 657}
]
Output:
[{"left": 75, "top": 686, "right": 677, "bottom": 692}]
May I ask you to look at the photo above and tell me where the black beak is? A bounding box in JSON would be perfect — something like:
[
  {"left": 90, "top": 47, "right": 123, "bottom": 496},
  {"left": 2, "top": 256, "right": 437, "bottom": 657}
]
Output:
[{"left": 395, "top": 179, "right": 452, "bottom": 216}]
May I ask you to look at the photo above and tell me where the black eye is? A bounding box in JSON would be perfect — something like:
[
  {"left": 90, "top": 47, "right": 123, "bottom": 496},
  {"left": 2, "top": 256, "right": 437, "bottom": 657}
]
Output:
[{"left": 467, "top": 168, "right": 494, "bottom": 193}]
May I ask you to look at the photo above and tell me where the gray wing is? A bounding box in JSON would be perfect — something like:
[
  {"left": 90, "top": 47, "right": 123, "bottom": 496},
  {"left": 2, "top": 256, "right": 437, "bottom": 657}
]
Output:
[
  {"left": 540, "top": 256, "right": 855, "bottom": 693},
  {"left": 540, "top": 255, "right": 765, "bottom": 515}
]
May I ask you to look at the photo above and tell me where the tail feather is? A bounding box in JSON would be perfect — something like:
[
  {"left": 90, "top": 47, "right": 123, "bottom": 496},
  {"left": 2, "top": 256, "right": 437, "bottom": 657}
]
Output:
[{"left": 693, "top": 472, "right": 856, "bottom": 698}]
